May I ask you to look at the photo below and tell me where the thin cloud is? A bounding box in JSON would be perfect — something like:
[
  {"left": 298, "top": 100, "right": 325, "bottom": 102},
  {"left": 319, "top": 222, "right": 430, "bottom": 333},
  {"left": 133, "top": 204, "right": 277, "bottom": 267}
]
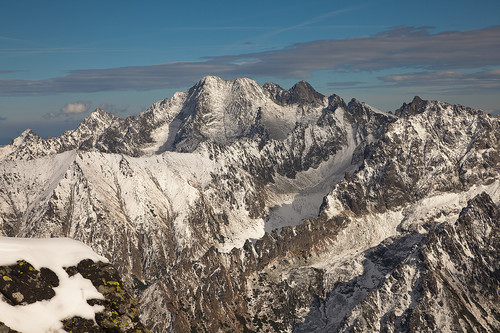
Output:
[
  {"left": 0, "top": 47, "right": 125, "bottom": 56},
  {"left": 0, "top": 25, "right": 499, "bottom": 96},
  {"left": 0, "top": 116, "right": 7, "bottom": 121},
  {"left": 43, "top": 112, "right": 58, "bottom": 120},
  {"left": 0, "top": 35, "right": 32, "bottom": 42},
  {"left": 210, "top": 25, "right": 500, "bottom": 75},
  {"left": 327, "top": 81, "right": 363, "bottom": 87},
  {"left": 99, "top": 103, "right": 128, "bottom": 114},
  {"left": 0, "top": 61, "right": 234, "bottom": 95},
  {"left": 379, "top": 69, "right": 500, "bottom": 93},
  {"left": 174, "top": 26, "right": 276, "bottom": 31}
]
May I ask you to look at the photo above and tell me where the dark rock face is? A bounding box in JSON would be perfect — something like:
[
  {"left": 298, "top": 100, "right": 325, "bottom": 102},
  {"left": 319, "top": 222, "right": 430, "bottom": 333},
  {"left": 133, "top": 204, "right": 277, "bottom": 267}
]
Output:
[
  {"left": 413, "top": 193, "right": 500, "bottom": 332},
  {"left": 0, "top": 322, "right": 19, "bottom": 333},
  {"left": 395, "top": 96, "right": 427, "bottom": 117},
  {"left": 0, "top": 259, "right": 149, "bottom": 333},
  {"left": 263, "top": 80, "right": 325, "bottom": 106}
]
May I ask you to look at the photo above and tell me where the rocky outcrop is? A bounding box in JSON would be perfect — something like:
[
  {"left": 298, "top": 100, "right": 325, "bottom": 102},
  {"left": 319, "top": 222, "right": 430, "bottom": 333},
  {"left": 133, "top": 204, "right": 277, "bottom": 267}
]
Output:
[
  {"left": 0, "top": 258, "right": 148, "bottom": 332},
  {"left": 263, "top": 80, "right": 325, "bottom": 106},
  {"left": 395, "top": 95, "right": 427, "bottom": 117}
]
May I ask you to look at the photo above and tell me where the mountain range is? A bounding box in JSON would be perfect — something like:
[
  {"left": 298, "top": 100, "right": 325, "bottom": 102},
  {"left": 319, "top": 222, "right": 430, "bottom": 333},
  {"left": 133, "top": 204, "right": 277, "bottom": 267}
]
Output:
[{"left": 0, "top": 76, "right": 499, "bottom": 332}]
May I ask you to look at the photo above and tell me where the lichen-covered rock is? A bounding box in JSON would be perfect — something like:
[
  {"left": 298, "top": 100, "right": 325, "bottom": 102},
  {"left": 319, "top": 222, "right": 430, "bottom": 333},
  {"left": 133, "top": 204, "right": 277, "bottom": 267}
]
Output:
[
  {"left": 62, "top": 317, "right": 102, "bottom": 333},
  {"left": 0, "top": 259, "right": 149, "bottom": 333},
  {"left": 66, "top": 259, "right": 149, "bottom": 333},
  {"left": 0, "top": 260, "right": 59, "bottom": 305}
]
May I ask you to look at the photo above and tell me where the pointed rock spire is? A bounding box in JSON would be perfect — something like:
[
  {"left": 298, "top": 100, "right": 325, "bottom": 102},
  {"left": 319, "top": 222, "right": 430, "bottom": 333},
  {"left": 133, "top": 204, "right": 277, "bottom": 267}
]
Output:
[{"left": 395, "top": 96, "right": 428, "bottom": 117}]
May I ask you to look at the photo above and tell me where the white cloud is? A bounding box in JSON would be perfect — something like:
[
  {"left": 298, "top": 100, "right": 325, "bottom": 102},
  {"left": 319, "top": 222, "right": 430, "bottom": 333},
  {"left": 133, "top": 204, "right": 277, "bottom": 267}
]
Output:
[
  {"left": 61, "top": 102, "right": 90, "bottom": 115},
  {"left": 42, "top": 102, "right": 91, "bottom": 120}
]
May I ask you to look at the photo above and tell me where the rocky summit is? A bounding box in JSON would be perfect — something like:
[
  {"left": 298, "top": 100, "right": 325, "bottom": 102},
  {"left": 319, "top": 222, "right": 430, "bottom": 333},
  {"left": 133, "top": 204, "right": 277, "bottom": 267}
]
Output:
[{"left": 0, "top": 76, "right": 499, "bottom": 332}]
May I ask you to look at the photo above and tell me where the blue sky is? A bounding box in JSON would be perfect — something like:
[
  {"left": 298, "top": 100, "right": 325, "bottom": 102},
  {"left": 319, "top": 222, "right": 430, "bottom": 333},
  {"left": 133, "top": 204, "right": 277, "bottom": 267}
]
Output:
[{"left": 1, "top": 0, "right": 499, "bottom": 144}]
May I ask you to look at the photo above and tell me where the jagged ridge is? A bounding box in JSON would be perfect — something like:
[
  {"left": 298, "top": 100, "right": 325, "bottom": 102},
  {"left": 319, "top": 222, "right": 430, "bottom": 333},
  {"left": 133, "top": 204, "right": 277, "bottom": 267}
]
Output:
[{"left": 0, "top": 76, "right": 499, "bottom": 332}]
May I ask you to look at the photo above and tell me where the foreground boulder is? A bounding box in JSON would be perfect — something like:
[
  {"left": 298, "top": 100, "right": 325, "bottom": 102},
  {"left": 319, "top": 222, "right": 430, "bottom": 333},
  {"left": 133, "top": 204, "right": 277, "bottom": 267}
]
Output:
[{"left": 0, "top": 237, "right": 149, "bottom": 333}]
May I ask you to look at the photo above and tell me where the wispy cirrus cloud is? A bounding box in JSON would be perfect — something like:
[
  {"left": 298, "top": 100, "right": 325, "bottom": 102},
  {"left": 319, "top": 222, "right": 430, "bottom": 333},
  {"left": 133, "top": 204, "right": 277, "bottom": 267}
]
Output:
[
  {"left": 0, "top": 70, "right": 19, "bottom": 74},
  {"left": 174, "top": 26, "right": 276, "bottom": 31},
  {"left": 258, "top": 6, "right": 364, "bottom": 40},
  {"left": 0, "top": 47, "right": 125, "bottom": 56},
  {"left": 0, "top": 25, "right": 499, "bottom": 96},
  {"left": 0, "top": 35, "right": 32, "bottom": 42}
]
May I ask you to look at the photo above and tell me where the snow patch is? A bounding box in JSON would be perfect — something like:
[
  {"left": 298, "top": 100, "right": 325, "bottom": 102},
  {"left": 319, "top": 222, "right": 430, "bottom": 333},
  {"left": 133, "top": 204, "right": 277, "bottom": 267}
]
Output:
[
  {"left": 362, "top": 102, "right": 396, "bottom": 118},
  {"left": 265, "top": 109, "right": 358, "bottom": 232},
  {"left": 400, "top": 180, "right": 500, "bottom": 231}
]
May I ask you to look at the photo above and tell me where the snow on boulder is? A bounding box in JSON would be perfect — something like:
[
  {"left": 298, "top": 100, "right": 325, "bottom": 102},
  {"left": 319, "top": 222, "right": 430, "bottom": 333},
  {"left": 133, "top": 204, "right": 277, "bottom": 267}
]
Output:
[{"left": 0, "top": 237, "right": 148, "bottom": 333}]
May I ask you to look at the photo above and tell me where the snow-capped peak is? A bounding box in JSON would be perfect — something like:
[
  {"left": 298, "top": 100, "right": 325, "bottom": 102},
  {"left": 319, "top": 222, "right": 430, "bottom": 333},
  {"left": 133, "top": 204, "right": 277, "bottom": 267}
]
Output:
[{"left": 12, "top": 129, "right": 41, "bottom": 145}]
